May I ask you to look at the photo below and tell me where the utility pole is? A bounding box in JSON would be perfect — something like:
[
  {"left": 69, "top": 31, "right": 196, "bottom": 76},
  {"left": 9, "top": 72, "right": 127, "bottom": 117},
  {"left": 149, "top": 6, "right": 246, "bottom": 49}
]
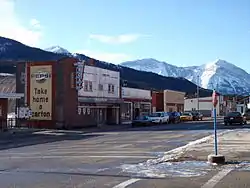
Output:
[{"left": 197, "top": 75, "right": 199, "bottom": 112}]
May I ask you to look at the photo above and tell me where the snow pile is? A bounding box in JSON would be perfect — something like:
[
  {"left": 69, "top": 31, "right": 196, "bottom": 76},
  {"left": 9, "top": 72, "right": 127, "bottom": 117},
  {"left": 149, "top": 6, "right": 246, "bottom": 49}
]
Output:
[
  {"left": 121, "top": 161, "right": 212, "bottom": 178},
  {"left": 120, "top": 130, "right": 234, "bottom": 178}
]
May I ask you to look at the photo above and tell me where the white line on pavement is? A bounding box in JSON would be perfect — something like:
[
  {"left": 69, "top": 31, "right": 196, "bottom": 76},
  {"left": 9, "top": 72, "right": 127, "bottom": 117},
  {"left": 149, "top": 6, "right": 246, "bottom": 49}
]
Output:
[
  {"left": 113, "top": 179, "right": 141, "bottom": 188},
  {"left": 201, "top": 168, "right": 233, "bottom": 188}
]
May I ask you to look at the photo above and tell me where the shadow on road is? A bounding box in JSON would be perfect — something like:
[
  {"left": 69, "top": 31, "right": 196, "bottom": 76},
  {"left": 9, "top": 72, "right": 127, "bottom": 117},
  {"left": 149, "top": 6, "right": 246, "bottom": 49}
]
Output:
[
  {"left": 0, "top": 130, "right": 102, "bottom": 151},
  {"left": 118, "top": 121, "right": 249, "bottom": 132}
]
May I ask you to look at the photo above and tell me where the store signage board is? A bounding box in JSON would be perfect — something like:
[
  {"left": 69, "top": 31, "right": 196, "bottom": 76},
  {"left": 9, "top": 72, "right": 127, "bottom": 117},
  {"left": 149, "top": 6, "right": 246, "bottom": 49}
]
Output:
[{"left": 74, "top": 61, "right": 85, "bottom": 91}]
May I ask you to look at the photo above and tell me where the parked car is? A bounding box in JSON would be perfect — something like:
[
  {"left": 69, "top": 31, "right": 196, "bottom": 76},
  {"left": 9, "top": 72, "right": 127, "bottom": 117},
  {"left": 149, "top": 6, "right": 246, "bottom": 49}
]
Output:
[
  {"left": 180, "top": 112, "right": 193, "bottom": 121},
  {"left": 243, "top": 109, "right": 250, "bottom": 121},
  {"left": 149, "top": 112, "right": 169, "bottom": 124},
  {"left": 132, "top": 115, "right": 153, "bottom": 127},
  {"left": 168, "top": 112, "right": 181, "bottom": 123},
  {"left": 191, "top": 111, "right": 203, "bottom": 121},
  {"left": 224, "top": 111, "right": 246, "bottom": 125}
]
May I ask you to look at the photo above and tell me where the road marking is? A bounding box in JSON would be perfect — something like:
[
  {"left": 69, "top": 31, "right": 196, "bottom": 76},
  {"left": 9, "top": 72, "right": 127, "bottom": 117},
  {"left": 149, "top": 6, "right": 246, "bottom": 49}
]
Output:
[
  {"left": 201, "top": 168, "right": 233, "bottom": 188},
  {"left": 113, "top": 178, "right": 141, "bottom": 188},
  {"left": 114, "top": 144, "right": 132, "bottom": 148}
]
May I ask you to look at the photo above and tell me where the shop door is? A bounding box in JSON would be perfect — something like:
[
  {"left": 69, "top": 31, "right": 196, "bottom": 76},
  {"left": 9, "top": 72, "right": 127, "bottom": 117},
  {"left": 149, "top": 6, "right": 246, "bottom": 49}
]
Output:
[{"left": 97, "top": 108, "right": 106, "bottom": 125}]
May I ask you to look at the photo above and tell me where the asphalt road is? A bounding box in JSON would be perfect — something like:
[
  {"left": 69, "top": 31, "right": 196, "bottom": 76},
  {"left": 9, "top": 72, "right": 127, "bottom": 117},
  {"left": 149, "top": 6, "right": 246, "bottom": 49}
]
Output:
[{"left": 0, "top": 120, "right": 250, "bottom": 188}]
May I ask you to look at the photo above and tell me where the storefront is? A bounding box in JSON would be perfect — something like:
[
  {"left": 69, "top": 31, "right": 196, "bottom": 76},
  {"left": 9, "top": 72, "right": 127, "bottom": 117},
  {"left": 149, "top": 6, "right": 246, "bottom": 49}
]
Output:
[
  {"left": 15, "top": 57, "right": 123, "bottom": 129},
  {"left": 78, "top": 97, "right": 123, "bottom": 127},
  {"left": 121, "top": 87, "right": 152, "bottom": 123}
]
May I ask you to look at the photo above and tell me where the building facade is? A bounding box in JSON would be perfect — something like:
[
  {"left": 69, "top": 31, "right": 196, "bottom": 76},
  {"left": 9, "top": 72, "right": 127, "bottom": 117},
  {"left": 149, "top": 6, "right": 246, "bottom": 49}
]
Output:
[
  {"left": 15, "top": 57, "right": 123, "bottom": 129},
  {"left": 184, "top": 95, "right": 225, "bottom": 116},
  {"left": 77, "top": 65, "right": 122, "bottom": 127},
  {"left": 163, "top": 89, "right": 185, "bottom": 112},
  {"left": 121, "top": 87, "right": 151, "bottom": 123},
  {"left": 152, "top": 91, "right": 164, "bottom": 113}
]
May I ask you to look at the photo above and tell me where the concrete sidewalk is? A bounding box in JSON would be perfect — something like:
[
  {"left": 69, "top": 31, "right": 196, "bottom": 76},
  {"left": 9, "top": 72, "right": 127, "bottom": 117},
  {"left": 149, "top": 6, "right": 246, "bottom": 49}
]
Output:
[{"left": 163, "top": 129, "right": 250, "bottom": 163}]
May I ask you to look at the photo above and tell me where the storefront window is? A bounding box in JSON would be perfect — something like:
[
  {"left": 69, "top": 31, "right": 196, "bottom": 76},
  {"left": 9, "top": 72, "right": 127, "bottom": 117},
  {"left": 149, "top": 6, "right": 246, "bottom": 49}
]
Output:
[
  {"left": 121, "top": 102, "right": 132, "bottom": 121},
  {"left": 140, "top": 103, "right": 151, "bottom": 115}
]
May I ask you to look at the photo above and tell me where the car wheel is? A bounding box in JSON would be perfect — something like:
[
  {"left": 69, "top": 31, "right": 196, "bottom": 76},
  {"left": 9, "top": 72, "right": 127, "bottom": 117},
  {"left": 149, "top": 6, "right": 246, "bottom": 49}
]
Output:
[{"left": 159, "top": 120, "right": 162, "bottom": 124}]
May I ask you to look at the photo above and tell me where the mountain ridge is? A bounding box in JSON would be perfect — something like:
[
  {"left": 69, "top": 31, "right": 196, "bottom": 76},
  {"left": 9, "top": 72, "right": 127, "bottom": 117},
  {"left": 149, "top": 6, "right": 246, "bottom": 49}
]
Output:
[
  {"left": 121, "top": 58, "right": 250, "bottom": 95},
  {"left": 45, "top": 45, "right": 250, "bottom": 95},
  {"left": 0, "top": 36, "right": 213, "bottom": 97}
]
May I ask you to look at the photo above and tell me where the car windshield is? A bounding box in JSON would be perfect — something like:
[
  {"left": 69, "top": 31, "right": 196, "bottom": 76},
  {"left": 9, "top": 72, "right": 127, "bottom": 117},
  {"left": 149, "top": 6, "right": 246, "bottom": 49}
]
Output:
[
  {"left": 150, "top": 113, "right": 161, "bottom": 117},
  {"left": 227, "top": 112, "right": 241, "bottom": 117},
  {"left": 182, "top": 113, "right": 190, "bottom": 116}
]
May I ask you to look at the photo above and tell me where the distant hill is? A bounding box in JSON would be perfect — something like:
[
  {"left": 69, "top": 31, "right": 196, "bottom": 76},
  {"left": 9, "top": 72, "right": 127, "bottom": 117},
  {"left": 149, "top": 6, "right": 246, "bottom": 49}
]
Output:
[{"left": 0, "top": 36, "right": 212, "bottom": 97}]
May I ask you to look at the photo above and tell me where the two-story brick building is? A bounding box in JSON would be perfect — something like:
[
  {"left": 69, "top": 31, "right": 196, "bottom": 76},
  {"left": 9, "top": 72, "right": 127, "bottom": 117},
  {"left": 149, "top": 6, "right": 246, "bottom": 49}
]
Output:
[
  {"left": 15, "top": 57, "right": 123, "bottom": 129},
  {"left": 77, "top": 65, "right": 122, "bottom": 127}
]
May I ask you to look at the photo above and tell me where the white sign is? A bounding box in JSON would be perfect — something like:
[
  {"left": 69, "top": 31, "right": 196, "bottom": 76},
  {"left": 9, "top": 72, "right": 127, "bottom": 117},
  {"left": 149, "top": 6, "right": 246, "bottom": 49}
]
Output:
[
  {"left": 78, "top": 107, "right": 81, "bottom": 115},
  {"left": 74, "top": 61, "right": 85, "bottom": 91},
  {"left": 17, "top": 107, "right": 32, "bottom": 119},
  {"left": 31, "top": 71, "right": 51, "bottom": 83}
]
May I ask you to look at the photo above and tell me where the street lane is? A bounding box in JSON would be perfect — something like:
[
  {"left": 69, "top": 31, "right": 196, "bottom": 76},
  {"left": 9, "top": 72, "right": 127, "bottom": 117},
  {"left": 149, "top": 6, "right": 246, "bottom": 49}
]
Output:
[{"left": 0, "top": 121, "right": 248, "bottom": 188}]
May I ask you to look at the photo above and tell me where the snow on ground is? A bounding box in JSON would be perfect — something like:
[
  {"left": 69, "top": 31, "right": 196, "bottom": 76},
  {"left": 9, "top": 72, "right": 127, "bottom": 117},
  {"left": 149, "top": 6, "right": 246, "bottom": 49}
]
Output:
[
  {"left": 120, "top": 129, "right": 248, "bottom": 178},
  {"left": 121, "top": 161, "right": 212, "bottom": 178}
]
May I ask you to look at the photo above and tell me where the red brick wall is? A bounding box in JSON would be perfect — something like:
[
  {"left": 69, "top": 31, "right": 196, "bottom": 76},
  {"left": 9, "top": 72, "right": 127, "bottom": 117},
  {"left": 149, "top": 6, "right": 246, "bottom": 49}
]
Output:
[
  {"left": 152, "top": 91, "right": 164, "bottom": 111},
  {"left": 0, "top": 98, "right": 8, "bottom": 129}
]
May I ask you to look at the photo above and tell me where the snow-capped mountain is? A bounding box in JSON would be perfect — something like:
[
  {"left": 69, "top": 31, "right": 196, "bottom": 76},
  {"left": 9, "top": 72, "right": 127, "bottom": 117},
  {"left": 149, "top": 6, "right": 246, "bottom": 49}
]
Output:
[
  {"left": 0, "top": 37, "right": 213, "bottom": 97},
  {"left": 121, "top": 59, "right": 250, "bottom": 95},
  {"left": 44, "top": 46, "right": 72, "bottom": 56}
]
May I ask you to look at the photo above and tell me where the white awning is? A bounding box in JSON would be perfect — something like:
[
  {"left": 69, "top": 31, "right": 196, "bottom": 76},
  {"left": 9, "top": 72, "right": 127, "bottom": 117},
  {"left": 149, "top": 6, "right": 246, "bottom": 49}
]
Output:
[{"left": 0, "top": 93, "right": 24, "bottom": 99}]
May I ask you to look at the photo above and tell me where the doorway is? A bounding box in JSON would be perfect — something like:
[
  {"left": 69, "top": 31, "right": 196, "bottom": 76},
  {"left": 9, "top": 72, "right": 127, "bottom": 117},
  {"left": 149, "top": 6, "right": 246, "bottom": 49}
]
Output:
[{"left": 97, "top": 108, "right": 106, "bottom": 126}]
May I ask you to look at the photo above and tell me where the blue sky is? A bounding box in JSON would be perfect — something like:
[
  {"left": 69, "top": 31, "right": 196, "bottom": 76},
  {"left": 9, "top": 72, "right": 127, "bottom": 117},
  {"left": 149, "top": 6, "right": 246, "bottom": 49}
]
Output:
[{"left": 1, "top": 0, "right": 250, "bottom": 70}]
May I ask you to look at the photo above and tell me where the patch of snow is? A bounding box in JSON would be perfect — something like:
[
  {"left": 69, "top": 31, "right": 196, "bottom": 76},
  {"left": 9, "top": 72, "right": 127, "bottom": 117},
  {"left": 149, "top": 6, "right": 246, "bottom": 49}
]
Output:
[
  {"left": 120, "top": 130, "right": 234, "bottom": 178},
  {"left": 121, "top": 161, "right": 212, "bottom": 178},
  {"left": 44, "top": 46, "right": 71, "bottom": 55},
  {"left": 0, "top": 73, "right": 15, "bottom": 76},
  {"left": 200, "top": 61, "right": 218, "bottom": 89}
]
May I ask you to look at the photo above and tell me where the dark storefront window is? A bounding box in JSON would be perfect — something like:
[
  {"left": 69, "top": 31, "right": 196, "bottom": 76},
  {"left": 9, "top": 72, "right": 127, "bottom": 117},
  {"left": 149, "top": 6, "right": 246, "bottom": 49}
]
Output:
[
  {"left": 121, "top": 102, "right": 132, "bottom": 121},
  {"left": 140, "top": 102, "right": 151, "bottom": 115}
]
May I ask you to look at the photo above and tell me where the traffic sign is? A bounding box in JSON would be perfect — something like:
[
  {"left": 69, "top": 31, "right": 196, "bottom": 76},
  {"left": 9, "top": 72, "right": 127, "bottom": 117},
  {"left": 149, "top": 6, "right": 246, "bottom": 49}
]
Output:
[{"left": 212, "top": 90, "right": 218, "bottom": 107}]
